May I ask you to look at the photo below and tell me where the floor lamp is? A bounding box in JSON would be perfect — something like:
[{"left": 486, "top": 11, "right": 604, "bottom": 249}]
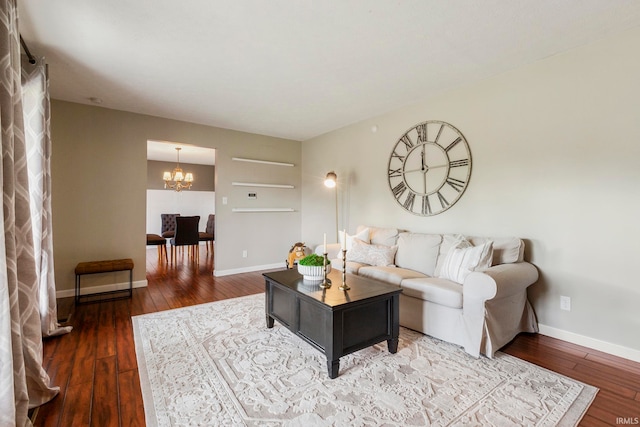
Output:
[
  {"left": 324, "top": 171, "right": 338, "bottom": 242},
  {"left": 324, "top": 171, "right": 349, "bottom": 290}
]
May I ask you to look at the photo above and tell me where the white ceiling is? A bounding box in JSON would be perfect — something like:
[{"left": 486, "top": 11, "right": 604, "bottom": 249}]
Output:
[{"left": 18, "top": 0, "right": 640, "bottom": 141}]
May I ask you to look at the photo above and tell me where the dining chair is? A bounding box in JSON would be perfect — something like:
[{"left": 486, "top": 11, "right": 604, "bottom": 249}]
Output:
[
  {"left": 170, "top": 216, "right": 200, "bottom": 264},
  {"left": 198, "top": 214, "right": 215, "bottom": 252},
  {"left": 146, "top": 233, "right": 168, "bottom": 263},
  {"left": 161, "top": 213, "right": 180, "bottom": 238}
]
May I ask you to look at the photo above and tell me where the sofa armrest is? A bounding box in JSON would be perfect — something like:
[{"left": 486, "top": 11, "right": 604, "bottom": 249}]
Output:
[
  {"left": 314, "top": 243, "right": 342, "bottom": 260},
  {"left": 463, "top": 262, "right": 539, "bottom": 301}
]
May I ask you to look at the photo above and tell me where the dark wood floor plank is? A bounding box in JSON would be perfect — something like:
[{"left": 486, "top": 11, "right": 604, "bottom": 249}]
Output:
[
  {"left": 91, "top": 356, "right": 119, "bottom": 427},
  {"left": 579, "top": 414, "right": 613, "bottom": 426},
  {"left": 118, "top": 369, "right": 145, "bottom": 427},
  {"left": 114, "top": 299, "right": 137, "bottom": 373},
  {"left": 595, "top": 390, "right": 640, "bottom": 418},
  {"left": 585, "top": 352, "right": 640, "bottom": 377},
  {"left": 58, "top": 382, "right": 92, "bottom": 427},
  {"left": 68, "top": 305, "right": 98, "bottom": 386},
  {"left": 32, "top": 246, "right": 639, "bottom": 427},
  {"left": 574, "top": 362, "right": 640, "bottom": 393},
  {"left": 96, "top": 301, "right": 116, "bottom": 360},
  {"left": 33, "top": 359, "right": 72, "bottom": 427}
]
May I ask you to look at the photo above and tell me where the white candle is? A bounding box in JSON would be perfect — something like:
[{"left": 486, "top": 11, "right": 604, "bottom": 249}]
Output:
[
  {"left": 323, "top": 233, "right": 327, "bottom": 254},
  {"left": 342, "top": 229, "right": 346, "bottom": 250}
]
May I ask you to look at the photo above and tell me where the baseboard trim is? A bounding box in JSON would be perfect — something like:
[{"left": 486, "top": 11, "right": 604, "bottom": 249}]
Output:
[
  {"left": 214, "top": 262, "right": 285, "bottom": 277},
  {"left": 56, "top": 280, "right": 148, "bottom": 299},
  {"left": 538, "top": 323, "right": 640, "bottom": 363}
]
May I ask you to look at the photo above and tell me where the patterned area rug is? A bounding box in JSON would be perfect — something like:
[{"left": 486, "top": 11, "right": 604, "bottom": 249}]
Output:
[{"left": 132, "top": 294, "right": 597, "bottom": 426}]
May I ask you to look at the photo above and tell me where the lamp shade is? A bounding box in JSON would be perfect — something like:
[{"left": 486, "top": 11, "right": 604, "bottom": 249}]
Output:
[{"left": 324, "top": 171, "right": 337, "bottom": 188}]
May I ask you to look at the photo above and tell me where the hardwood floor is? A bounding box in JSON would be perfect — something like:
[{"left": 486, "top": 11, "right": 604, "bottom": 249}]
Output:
[{"left": 33, "top": 247, "right": 639, "bottom": 426}]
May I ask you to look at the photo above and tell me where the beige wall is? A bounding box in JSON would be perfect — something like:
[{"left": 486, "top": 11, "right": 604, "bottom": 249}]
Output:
[
  {"left": 51, "top": 101, "right": 301, "bottom": 293},
  {"left": 302, "top": 27, "right": 640, "bottom": 357}
]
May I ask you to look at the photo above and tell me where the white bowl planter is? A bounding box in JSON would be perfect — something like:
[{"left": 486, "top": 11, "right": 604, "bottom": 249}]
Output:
[{"left": 297, "top": 264, "right": 331, "bottom": 281}]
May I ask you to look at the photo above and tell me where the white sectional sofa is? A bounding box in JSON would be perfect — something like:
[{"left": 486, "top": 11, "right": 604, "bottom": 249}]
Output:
[{"left": 316, "top": 226, "right": 539, "bottom": 358}]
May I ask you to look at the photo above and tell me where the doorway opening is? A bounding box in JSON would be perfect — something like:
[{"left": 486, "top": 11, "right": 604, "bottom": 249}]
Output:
[{"left": 145, "top": 140, "right": 216, "bottom": 272}]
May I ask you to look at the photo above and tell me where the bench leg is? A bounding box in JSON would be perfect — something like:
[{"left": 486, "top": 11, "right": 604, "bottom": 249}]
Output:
[{"left": 75, "top": 274, "right": 80, "bottom": 304}]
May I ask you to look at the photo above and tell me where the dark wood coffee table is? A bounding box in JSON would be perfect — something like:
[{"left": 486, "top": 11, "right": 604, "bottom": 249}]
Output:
[{"left": 263, "top": 268, "right": 402, "bottom": 379}]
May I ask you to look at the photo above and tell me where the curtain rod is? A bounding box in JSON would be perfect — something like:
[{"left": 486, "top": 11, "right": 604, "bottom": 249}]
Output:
[{"left": 20, "top": 35, "right": 36, "bottom": 64}]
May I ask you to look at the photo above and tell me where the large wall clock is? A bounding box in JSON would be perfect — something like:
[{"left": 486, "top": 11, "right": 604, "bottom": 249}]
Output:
[{"left": 387, "top": 120, "right": 472, "bottom": 216}]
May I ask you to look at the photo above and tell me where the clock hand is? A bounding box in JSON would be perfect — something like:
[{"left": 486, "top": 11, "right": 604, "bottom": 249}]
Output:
[
  {"left": 427, "top": 164, "right": 448, "bottom": 170},
  {"left": 403, "top": 167, "right": 427, "bottom": 174},
  {"left": 423, "top": 168, "right": 427, "bottom": 194},
  {"left": 405, "top": 163, "right": 448, "bottom": 174}
]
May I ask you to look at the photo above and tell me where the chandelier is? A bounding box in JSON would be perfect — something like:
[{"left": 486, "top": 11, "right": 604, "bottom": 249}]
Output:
[{"left": 163, "top": 147, "right": 194, "bottom": 192}]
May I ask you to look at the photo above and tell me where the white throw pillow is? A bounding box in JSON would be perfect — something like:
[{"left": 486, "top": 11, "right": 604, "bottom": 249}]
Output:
[
  {"left": 338, "top": 228, "right": 370, "bottom": 251},
  {"left": 438, "top": 240, "right": 494, "bottom": 284},
  {"left": 347, "top": 238, "right": 397, "bottom": 267}
]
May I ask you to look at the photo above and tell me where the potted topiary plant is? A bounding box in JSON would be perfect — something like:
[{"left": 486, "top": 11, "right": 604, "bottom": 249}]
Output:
[{"left": 297, "top": 254, "right": 331, "bottom": 281}]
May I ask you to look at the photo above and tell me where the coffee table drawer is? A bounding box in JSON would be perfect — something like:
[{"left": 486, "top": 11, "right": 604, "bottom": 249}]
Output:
[
  {"left": 269, "top": 285, "right": 295, "bottom": 328},
  {"left": 298, "top": 298, "right": 328, "bottom": 351},
  {"left": 343, "top": 299, "right": 392, "bottom": 351}
]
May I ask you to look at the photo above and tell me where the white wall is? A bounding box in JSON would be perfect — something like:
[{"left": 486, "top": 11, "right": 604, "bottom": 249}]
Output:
[
  {"left": 146, "top": 190, "right": 215, "bottom": 235},
  {"left": 302, "top": 26, "right": 640, "bottom": 359}
]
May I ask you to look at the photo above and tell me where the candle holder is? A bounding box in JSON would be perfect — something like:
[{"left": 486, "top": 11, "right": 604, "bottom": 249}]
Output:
[
  {"left": 319, "top": 252, "right": 332, "bottom": 289},
  {"left": 339, "top": 249, "right": 350, "bottom": 291}
]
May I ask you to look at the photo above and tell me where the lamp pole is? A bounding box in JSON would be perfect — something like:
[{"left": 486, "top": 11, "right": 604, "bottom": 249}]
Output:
[{"left": 324, "top": 171, "right": 338, "bottom": 242}]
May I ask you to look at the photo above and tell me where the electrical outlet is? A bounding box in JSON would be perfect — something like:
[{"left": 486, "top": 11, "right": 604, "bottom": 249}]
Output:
[
  {"left": 222, "top": 197, "right": 228, "bottom": 205},
  {"left": 560, "top": 296, "right": 571, "bottom": 311},
  {"left": 242, "top": 250, "right": 248, "bottom": 258}
]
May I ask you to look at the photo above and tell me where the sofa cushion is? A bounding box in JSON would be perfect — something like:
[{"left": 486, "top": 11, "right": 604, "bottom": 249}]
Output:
[
  {"left": 358, "top": 266, "right": 427, "bottom": 286},
  {"left": 400, "top": 277, "right": 463, "bottom": 309},
  {"left": 339, "top": 228, "right": 370, "bottom": 251},
  {"left": 357, "top": 225, "right": 399, "bottom": 247},
  {"left": 395, "top": 232, "right": 442, "bottom": 276},
  {"left": 438, "top": 240, "right": 494, "bottom": 284},
  {"left": 469, "top": 236, "right": 524, "bottom": 264},
  {"left": 330, "top": 258, "right": 369, "bottom": 274},
  {"left": 347, "top": 238, "right": 397, "bottom": 266}
]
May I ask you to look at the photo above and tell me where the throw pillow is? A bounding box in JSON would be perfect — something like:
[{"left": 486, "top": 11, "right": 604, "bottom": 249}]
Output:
[
  {"left": 438, "top": 240, "right": 494, "bottom": 284},
  {"left": 338, "top": 228, "right": 370, "bottom": 251},
  {"left": 347, "top": 238, "right": 397, "bottom": 267}
]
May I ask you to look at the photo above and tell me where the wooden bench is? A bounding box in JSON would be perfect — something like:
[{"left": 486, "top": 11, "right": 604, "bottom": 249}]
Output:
[{"left": 75, "top": 258, "right": 134, "bottom": 304}]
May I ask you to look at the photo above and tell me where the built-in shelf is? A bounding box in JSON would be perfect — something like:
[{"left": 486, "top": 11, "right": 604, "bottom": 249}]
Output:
[
  {"left": 232, "top": 208, "right": 295, "bottom": 213},
  {"left": 232, "top": 157, "right": 294, "bottom": 167},
  {"left": 232, "top": 182, "right": 294, "bottom": 189}
]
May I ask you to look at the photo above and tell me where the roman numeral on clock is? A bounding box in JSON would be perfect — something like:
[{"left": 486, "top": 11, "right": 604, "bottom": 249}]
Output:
[
  {"left": 434, "top": 124, "right": 444, "bottom": 145},
  {"left": 388, "top": 168, "right": 402, "bottom": 178},
  {"left": 416, "top": 124, "right": 427, "bottom": 143},
  {"left": 422, "top": 196, "right": 431, "bottom": 215},
  {"left": 400, "top": 135, "right": 413, "bottom": 150},
  {"left": 446, "top": 177, "right": 466, "bottom": 192},
  {"left": 449, "top": 159, "right": 469, "bottom": 168},
  {"left": 403, "top": 192, "right": 415, "bottom": 210},
  {"left": 392, "top": 182, "right": 407, "bottom": 200},
  {"left": 391, "top": 150, "right": 405, "bottom": 162},
  {"left": 444, "top": 137, "right": 461, "bottom": 152},
  {"left": 437, "top": 191, "right": 449, "bottom": 209}
]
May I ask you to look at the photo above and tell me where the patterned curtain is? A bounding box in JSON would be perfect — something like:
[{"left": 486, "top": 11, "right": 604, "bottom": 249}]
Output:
[
  {"left": 0, "top": 0, "right": 63, "bottom": 425},
  {"left": 22, "top": 57, "right": 72, "bottom": 338}
]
